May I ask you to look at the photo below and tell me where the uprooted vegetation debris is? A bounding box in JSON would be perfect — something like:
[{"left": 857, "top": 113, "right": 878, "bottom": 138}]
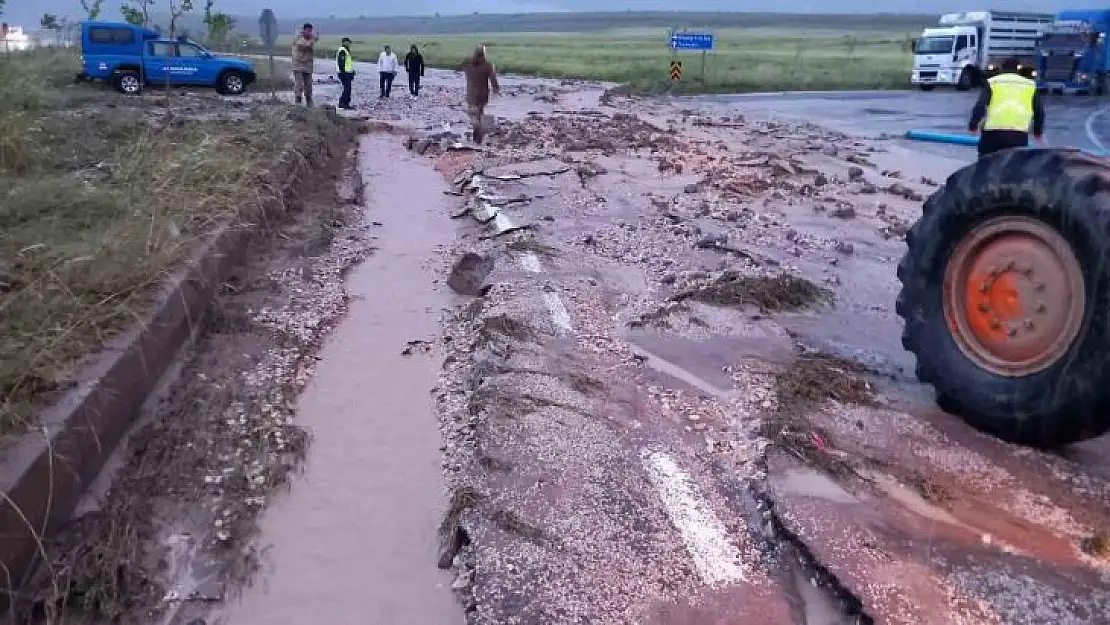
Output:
[
  {"left": 763, "top": 351, "right": 877, "bottom": 476},
  {"left": 672, "top": 272, "right": 832, "bottom": 314}
]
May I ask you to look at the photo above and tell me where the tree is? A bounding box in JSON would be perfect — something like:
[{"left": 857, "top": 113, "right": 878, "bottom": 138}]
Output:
[
  {"left": 80, "top": 0, "right": 105, "bottom": 19},
  {"left": 40, "top": 13, "right": 63, "bottom": 44},
  {"left": 168, "top": 0, "right": 193, "bottom": 38},
  {"left": 202, "top": 0, "right": 234, "bottom": 50},
  {"left": 0, "top": 0, "right": 6, "bottom": 18},
  {"left": 120, "top": 0, "right": 154, "bottom": 26}
]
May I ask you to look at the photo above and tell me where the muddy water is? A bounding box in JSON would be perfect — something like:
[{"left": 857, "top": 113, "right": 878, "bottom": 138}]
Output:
[{"left": 214, "top": 135, "right": 463, "bottom": 624}]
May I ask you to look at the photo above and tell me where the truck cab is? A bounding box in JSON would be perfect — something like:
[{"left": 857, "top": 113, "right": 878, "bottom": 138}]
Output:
[
  {"left": 78, "top": 21, "right": 257, "bottom": 95},
  {"left": 911, "top": 11, "right": 1052, "bottom": 91},
  {"left": 1035, "top": 10, "right": 1110, "bottom": 94},
  {"left": 912, "top": 25, "right": 981, "bottom": 90}
]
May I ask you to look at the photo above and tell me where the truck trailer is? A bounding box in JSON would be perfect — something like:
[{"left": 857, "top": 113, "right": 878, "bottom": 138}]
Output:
[
  {"left": 911, "top": 10, "right": 1054, "bottom": 91},
  {"left": 1035, "top": 9, "right": 1110, "bottom": 94}
]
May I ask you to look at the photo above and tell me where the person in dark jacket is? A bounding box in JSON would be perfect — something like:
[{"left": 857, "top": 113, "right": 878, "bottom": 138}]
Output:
[
  {"left": 459, "top": 44, "right": 500, "bottom": 144},
  {"left": 969, "top": 57, "right": 1045, "bottom": 157},
  {"left": 404, "top": 45, "right": 425, "bottom": 96},
  {"left": 336, "top": 37, "right": 355, "bottom": 110}
]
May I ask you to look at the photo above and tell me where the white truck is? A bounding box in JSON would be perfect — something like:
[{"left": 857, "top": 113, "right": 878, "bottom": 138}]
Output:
[{"left": 911, "top": 11, "right": 1055, "bottom": 91}]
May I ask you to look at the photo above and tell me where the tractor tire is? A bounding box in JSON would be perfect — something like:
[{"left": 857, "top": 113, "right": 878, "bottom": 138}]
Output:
[{"left": 896, "top": 148, "right": 1110, "bottom": 448}]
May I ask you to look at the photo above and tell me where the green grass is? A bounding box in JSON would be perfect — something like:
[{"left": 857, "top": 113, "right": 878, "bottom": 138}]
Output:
[
  {"left": 0, "top": 49, "right": 335, "bottom": 436},
  {"left": 279, "top": 27, "right": 914, "bottom": 93}
]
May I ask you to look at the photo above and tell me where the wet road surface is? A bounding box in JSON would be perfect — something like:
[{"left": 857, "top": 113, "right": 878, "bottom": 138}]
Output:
[
  {"left": 214, "top": 135, "right": 463, "bottom": 624},
  {"left": 690, "top": 89, "right": 1110, "bottom": 160}
]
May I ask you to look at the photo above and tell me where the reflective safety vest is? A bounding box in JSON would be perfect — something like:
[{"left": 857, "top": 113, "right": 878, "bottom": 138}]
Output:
[
  {"left": 983, "top": 73, "right": 1035, "bottom": 132},
  {"left": 336, "top": 46, "right": 354, "bottom": 73}
]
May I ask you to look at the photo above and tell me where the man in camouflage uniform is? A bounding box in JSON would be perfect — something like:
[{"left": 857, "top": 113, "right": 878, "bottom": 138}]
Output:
[{"left": 291, "top": 23, "right": 316, "bottom": 106}]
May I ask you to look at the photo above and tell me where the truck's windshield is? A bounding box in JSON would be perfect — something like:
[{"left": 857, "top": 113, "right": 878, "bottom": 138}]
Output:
[
  {"left": 915, "top": 36, "right": 955, "bottom": 54},
  {"left": 1039, "top": 32, "right": 1088, "bottom": 50}
]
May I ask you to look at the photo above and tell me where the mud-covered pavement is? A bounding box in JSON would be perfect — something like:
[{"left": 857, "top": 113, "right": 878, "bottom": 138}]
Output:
[
  {"left": 37, "top": 62, "right": 1110, "bottom": 624},
  {"left": 306, "top": 66, "right": 1110, "bottom": 623}
]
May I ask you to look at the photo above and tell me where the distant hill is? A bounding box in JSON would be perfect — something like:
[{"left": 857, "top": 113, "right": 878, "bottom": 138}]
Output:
[
  {"left": 2, "top": 0, "right": 1074, "bottom": 29},
  {"left": 210, "top": 11, "right": 937, "bottom": 37}
]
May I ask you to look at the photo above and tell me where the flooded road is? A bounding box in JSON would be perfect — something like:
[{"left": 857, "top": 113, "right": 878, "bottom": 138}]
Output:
[
  {"left": 182, "top": 66, "right": 1110, "bottom": 624},
  {"left": 214, "top": 135, "right": 463, "bottom": 624}
]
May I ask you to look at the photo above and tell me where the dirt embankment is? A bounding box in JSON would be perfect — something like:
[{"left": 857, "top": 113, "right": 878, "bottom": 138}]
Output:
[{"left": 1, "top": 87, "right": 367, "bottom": 621}]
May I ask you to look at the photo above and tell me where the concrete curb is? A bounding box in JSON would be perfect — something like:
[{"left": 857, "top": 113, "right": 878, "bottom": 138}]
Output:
[{"left": 0, "top": 112, "right": 357, "bottom": 597}]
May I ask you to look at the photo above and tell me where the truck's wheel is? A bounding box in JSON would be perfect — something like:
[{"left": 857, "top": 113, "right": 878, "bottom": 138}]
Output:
[
  {"left": 114, "top": 70, "right": 142, "bottom": 95},
  {"left": 217, "top": 71, "right": 246, "bottom": 96},
  {"left": 919, "top": 84, "right": 936, "bottom": 92},
  {"left": 896, "top": 148, "right": 1110, "bottom": 448}
]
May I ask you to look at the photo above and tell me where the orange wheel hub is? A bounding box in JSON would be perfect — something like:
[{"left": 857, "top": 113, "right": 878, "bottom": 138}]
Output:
[{"left": 943, "top": 217, "right": 1085, "bottom": 377}]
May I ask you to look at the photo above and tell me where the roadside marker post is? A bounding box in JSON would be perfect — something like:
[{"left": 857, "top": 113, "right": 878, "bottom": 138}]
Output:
[
  {"left": 259, "top": 9, "right": 279, "bottom": 101},
  {"left": 669, "top": 30, "right": 714, "bottom": 83},
  {"left": 670, "top": 60, "right": 682, "bottom": 81}
]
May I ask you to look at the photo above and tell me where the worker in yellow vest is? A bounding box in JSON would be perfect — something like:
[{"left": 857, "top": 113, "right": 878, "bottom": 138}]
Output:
[
  {"left": 969, "top": 57, "right": 1045, "bottom": 157},
  {"left": 336, "top": 37, "right": 356, "bottom": 110}
]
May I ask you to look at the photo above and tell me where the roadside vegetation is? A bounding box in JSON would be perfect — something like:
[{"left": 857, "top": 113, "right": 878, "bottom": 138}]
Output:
[
  {"left": 0, "top": 48, "right": 324, "bottom": 436},
  {"left": 265, "top": 27, "right": 914, "bottom": 93}
]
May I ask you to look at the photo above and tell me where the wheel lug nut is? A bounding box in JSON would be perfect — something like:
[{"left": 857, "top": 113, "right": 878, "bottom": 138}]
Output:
[
  {"left": 1006, "top": 325, "right": 1019, "bottom": 337},
  {"left": 1036, "top": 302, "right": 1047, "bottom": 313},
  {"left": 990, "top": 318, "right": 1002, "bottom": 329},
  {"left": 1006, "top": 261, "right": 1016, "bottom": 271},
  {"left": 1023, "top": 319, "right": 1035, "bottom": 330},
  {"left": 979, "top": 302, "right": 990, "bottom": 312},
  {"left": 979, "top": 282, "right": 990, "bottom": 293},
  {"left": 1034, "top": 282, "right": 1046, "bottom": 292}
]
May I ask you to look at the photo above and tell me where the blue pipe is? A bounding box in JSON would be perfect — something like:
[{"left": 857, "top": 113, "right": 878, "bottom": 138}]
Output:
[{"left": 904, "top": 130, "right": 980, "bottom": 146}]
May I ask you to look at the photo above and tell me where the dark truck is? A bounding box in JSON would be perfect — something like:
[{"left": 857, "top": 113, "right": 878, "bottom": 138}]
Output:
[
  {"left": 1035, "top": 9, "right": 1110, "bottom": 94},
  {"left": 77, "top": 20, "right": 256, "bottom": 95}
]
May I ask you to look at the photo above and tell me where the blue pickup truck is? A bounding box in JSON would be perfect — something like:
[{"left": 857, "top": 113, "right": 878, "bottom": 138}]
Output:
[{"left": 77, "top": 21, "right": 257, "bottom": 95}]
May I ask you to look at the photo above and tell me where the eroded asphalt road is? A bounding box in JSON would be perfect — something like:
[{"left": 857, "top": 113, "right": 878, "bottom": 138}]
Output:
[{"left": 217, "top": 65, "right": 1110, "bottom": 624}]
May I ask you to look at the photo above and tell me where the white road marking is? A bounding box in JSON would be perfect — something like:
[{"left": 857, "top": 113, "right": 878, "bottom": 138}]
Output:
[
  {"left": 1085, "top": 106, "right": 1110, "bottom": 154},
  {"left": 519, "top": 252, "right": 543, "bottom": 273},
  {"left": 641, "top": 450, "right": 748, "bottom": 585},
  {"left": 542, "top": 291, "right": 573, "bottom": 333}
]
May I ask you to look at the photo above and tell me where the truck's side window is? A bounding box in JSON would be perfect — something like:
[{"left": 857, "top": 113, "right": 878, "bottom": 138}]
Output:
[
  {"left": 89, "top": 27, "right": 135, "bottom": 45},
  {"left": 955, "top": 35, "right": 969, "bottom": 51},
  {"left": 148, "top": 42, "right": 174, "bottom": 56},
  {"left": 177, "top": 44, "right": 204, "bottom": 58}
]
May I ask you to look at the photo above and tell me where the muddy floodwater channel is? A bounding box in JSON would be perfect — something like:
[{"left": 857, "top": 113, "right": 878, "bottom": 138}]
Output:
[{"left": 214, "top": 135, "right": 464, "bottom": 624}]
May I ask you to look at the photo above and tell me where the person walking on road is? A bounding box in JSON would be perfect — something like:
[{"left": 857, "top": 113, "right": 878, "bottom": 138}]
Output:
[
  {"left": 969, "top": 57, "right": 1045, "bottom": 157},
  {"left": 405, "top": 44, "right": 425, "bottom": 96},
  {"left": 460, "top": 44, "right": 500, "bottom": 144},
  {"left": 336, "top": 37, "right": 356, "bottom": 110},
  {"left": 378, "top": 44, "right": 399, "bottom": 98},
  {"left": 291, "top": 23, "right": 317, "bottom": 106}
]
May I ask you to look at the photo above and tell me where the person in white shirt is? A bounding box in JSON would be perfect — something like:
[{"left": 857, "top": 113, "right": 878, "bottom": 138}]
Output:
[{"left": 377, "top": 45, "right": 399, "bottom": 98}]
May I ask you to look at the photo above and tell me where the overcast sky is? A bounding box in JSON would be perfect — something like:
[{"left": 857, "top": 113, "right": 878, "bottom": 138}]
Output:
[{"left": 3, "top": 0, "right": 1080, "bottom": 28}]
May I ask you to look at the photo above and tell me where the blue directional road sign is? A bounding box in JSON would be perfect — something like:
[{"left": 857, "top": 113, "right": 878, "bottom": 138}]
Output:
[{"left": 670, "top": 32, "right": 714, "bottom": 50}]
